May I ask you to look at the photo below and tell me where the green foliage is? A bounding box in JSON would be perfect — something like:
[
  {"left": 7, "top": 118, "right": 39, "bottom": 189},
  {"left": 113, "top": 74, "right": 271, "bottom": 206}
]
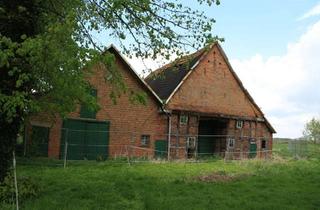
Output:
[
  {"left": 0, "top": 173, "right": 40, "bottom": 204},
  {"left": 0, "top": 0, "right": 220, "bottom": 180},
  {"left": 303, "top": 117, "right": 320, "bottom": 143},
  {"left": 0, "top": 0, "right": 220, "bottom": 121},
  {"left": 129, "top": 91, "right": 148, "bottom": 105}
]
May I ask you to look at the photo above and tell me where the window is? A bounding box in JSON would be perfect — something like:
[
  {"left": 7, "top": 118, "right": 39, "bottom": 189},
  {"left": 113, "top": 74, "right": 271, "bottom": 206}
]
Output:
[
  {"left": 236, "top": 120, "right": 243, "bottom": 129},
  {"left": 80, "top": 88, "right": 97, "bottom": 119},
  {"left": 227, "top": 138, "right": 235, "bottom": 149},
  {"left": 141, "top": 135, "right": 150, "bottom": 147},
  {"left": 180, "top": 115, "right": 188, "bottom": 125},
  {"left": 186, "top": 136, "right": 196, "bottom": 148},
  {"left": 261, "top": 140, "right": 267, "bottom": 150},
  {"left": 249, "top": 138, "right": 256, "bottom": 144}
]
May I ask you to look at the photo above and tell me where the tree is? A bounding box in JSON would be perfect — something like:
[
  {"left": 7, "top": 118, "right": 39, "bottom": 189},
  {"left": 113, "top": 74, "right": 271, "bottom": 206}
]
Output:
[
  {"left": 0, "top": 0, "right": 220, "bottom": 181},
  {"left": 303, "top": 118, "right": 320, "bottom": 144}
]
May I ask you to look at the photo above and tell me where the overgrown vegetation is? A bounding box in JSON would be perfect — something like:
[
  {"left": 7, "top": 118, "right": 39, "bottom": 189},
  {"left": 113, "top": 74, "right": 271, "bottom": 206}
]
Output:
[
  {"left": 0, "top": 173, "right": 39, "bottom": 205},
  {"left": 1, "top": 143, "right": 320, "bottom": 209}
]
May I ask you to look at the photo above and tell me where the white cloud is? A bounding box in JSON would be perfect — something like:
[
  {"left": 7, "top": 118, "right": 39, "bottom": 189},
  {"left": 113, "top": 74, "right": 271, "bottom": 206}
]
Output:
[
  {"left": 298, "top": 2, "right": 320, "bottom": 20},
  {"left": 231, "top": 20, "right": 320, "bottom": 138}
]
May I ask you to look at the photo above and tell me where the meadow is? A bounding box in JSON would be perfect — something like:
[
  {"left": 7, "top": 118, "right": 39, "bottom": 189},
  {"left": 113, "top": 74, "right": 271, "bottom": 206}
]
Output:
[{"left": 1, "top": 143, "right": 320, "bottom": 210}]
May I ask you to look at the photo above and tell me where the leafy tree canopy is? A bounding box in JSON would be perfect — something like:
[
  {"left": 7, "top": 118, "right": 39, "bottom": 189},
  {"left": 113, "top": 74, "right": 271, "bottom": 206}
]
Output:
[
  {"left": 0, "top": 0, "right": 220, "bottom": 180},
  {"left": 303, "top": 117, "right": 320, "bottom": 144}
]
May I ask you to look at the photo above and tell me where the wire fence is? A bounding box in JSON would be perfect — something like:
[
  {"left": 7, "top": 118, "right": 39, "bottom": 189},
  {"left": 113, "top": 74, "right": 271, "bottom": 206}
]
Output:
[
  {"left": 55, "top": 127, "right": 276, "bottom": 165},
  {"left": 273, "top": 138, "right": 320, "bottom": 159},
  {"left": 18, "top": 127, "right": 320, "bottom": 168},
  {"left": 10, "top": 133, "right": 320, "bottom": 210}
]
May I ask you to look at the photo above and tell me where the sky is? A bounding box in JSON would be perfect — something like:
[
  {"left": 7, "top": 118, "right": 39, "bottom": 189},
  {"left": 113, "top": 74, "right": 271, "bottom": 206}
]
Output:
[{"left": 95, "top": 0, "right": 320, "bottom": 138}]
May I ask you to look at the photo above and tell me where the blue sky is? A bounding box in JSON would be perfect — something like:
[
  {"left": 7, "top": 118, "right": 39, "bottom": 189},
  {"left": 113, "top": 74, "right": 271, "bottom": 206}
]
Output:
[
  {"left": 213, "top": 0, "right": 320, "bottom": 138},
  {"left": 95, "top": 0, "right": 320, "bottom": 138},
  {"left": 199, "top": 0, "right": 318, "bottom": 59}
]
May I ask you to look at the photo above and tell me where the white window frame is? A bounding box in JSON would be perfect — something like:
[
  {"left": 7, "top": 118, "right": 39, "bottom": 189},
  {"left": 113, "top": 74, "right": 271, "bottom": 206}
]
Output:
[
  {"left": 249, "top": 138, "right": 256, "bottom": 144},
  {"left": 227, "top": 138, "right": 235, "bottom": 149},
  {"left": 141, "top": 135, "right": 150, "bottom": 147},
  {"left": 180, "top": 115, "right": 188, "bottom": 125},
  {"left": 236, "top": 120, "right": 244, "bottom": 129},
  {"left": 186, "top": 136, "right": 196, "bottom": 148}
]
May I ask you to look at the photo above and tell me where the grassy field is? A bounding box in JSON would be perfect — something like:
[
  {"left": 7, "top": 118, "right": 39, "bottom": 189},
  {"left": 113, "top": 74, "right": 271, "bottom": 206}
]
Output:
[{"left": 2, "top": 144, "right": 320, "bottom": 210}]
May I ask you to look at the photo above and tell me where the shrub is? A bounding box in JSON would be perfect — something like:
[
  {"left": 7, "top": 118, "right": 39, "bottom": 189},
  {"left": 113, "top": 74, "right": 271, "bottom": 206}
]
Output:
[{"left": 0, "top": 173, "right": 40, "bottom": 204}]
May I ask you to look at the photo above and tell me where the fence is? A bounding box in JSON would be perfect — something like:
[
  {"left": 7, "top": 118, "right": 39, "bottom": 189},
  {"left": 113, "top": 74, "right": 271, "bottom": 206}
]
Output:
[
  {"left": 21, "top": 128, "right": 320, "bottom": 167},
  {"left": 16, "top": 127, "right": 279, "bottom": 167},
  {"left": 273, "top": 138, "right": 320, "bottom": 159},
  {"left": 10, "top": 134, "right": 319, "bottom": 210}
]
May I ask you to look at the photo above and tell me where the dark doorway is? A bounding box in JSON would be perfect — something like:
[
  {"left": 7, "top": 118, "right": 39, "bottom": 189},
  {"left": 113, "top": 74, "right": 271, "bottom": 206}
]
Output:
[
  {"left": 155, "top": 140, "right": 168, "bottom": 159},
  {"left": 249, "top": 142, "right": 257, "bottom": 158},
  {"left": 197, "top": 118, "right": 228, "bottom": 157},
  {"left": 30, "top": 125, "right": 50, "bottom": 157}
]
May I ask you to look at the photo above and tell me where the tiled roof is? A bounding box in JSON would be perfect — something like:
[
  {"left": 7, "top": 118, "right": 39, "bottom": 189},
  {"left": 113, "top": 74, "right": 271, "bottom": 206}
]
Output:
[{"left": 145, "top": 48, "right": 206, "bottom": 101}]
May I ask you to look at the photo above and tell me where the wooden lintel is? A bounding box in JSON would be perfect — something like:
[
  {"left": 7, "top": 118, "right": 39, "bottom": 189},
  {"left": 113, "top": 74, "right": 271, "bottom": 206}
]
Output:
[{"left": 170, "top": 109, "right": 265, "bottom": 122}]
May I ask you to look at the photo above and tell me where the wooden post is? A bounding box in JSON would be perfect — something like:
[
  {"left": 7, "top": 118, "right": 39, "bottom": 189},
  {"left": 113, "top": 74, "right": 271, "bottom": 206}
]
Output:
[
  {"left": 167, "top": 115, "right": 172, "bottom": 161},
  {"left": 23, "top": 125, "right": 27, "bottom": 157},
  {"left": 63, "top": 129, "right": 69, "bottom": 169},
  {"left": 126, "top": 145, "right": 131, "bottom": 166},
  {"left": 13, "top": 151, "right": 19, "bottom": 210}
]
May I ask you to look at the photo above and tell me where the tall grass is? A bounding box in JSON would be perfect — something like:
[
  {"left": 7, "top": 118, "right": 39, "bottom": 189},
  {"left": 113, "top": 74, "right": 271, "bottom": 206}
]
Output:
[
  {"left": 1, "top": 142, "right": 320, "bottom": 210},
  {"left": 0, "top": 157, "right": 318, "bottom": 209}
]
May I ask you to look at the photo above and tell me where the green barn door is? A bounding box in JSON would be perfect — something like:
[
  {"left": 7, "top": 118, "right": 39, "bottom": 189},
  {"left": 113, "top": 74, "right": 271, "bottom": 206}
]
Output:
[
  {"left": 198, "top": 120, "right": 215, "bottom": 157},
  {"left": 85, "top": 121, "right": 109, "bottom": 160},
  {"left": 31, "top": 125, "right": 49, "bottom": 156},
  {"left": 155, "top": 140, "right": 167, "bottom": 159},
  {"left": 249, "top": 143, "right": 257, "bottom": 158},
  {"left": 61, "top": 119, "right": 109, "bottom": 160},
  {"left": 61, "top": 119, "right": 86, "bottom": 160},
  {"left": 197, "top": 136, "right": 214, "bottom": 156}
]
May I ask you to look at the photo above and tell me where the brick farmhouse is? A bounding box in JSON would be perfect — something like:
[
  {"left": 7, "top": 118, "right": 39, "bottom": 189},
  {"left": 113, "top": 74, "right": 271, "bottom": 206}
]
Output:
[{"left": 25, "top": 43, "right": 275, "bottom": 160}]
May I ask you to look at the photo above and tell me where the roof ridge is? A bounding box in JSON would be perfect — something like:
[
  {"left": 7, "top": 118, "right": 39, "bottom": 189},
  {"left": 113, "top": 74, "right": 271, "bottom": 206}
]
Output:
[{"left": 145, "top": 47, "right": 207, "bottom": 81}]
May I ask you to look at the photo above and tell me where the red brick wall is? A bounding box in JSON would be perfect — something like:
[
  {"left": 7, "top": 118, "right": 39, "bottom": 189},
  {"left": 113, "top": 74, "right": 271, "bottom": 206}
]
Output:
[
  {"left": 29, "top": 52, "right": 167, "bottom": 159},
  {"left": 25, "top": 114, "right": 63, "bottom": 158},
  {"left": 167, "top": 45, "right": 262, "bottom": 118},
  {"left": 165, "top": 44, "right": 273, "bottom": 159}
]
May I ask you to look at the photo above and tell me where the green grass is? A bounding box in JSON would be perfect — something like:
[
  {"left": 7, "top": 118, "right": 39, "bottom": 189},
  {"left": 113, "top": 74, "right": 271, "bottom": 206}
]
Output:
[
  {"left": 274, "top": 141, "right": 320, "bottom": 159},
  {"left": 2, "top": 143, "right": 320, "bottom": 210}
]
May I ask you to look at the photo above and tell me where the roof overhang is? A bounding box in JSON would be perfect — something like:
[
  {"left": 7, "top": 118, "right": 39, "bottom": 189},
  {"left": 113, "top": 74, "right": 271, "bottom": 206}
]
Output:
[{"left": 105, "top": 44, "right": 164, "bottom": 106}]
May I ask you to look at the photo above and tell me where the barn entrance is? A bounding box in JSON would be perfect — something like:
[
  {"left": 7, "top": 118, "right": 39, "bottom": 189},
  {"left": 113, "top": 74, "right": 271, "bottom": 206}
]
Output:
[
  {"left": 155, "top": 140, "right": 168, "bottom": 159},
  {"left": 60, "top": 119, "right": 110, "bottom": 160},
  {"left": 197, "top": 118, "right": 228, "bottom": 157},
  {"left": 29, "top": 125, "right": 50, "bottom": 157}
]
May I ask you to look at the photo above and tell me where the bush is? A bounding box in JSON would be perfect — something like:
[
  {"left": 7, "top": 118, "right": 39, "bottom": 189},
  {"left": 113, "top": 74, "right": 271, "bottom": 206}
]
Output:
[{"left": 0, "top": 173, "right": 40, "bottom": 204}]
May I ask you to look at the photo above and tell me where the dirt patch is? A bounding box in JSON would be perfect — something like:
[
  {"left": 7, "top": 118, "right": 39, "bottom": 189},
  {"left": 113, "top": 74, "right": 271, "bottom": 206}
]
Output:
[{"left": 194, "top": 171, "right": 252, "bottom": 183}]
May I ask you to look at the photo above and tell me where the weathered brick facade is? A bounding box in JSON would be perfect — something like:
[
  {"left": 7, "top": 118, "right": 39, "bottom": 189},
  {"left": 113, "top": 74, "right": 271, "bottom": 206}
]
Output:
[
  {"left": 26, "top": 43, "right": 275, "bottom": 160},
  {"left": 148, "top": 43, "right": 275, "bottom": 159},
  {"left": 167, "top": 45, "right": 261, "bottom": 117},
  {"left": 26, "top": 46, "right": 167, "bottom": 159}
]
